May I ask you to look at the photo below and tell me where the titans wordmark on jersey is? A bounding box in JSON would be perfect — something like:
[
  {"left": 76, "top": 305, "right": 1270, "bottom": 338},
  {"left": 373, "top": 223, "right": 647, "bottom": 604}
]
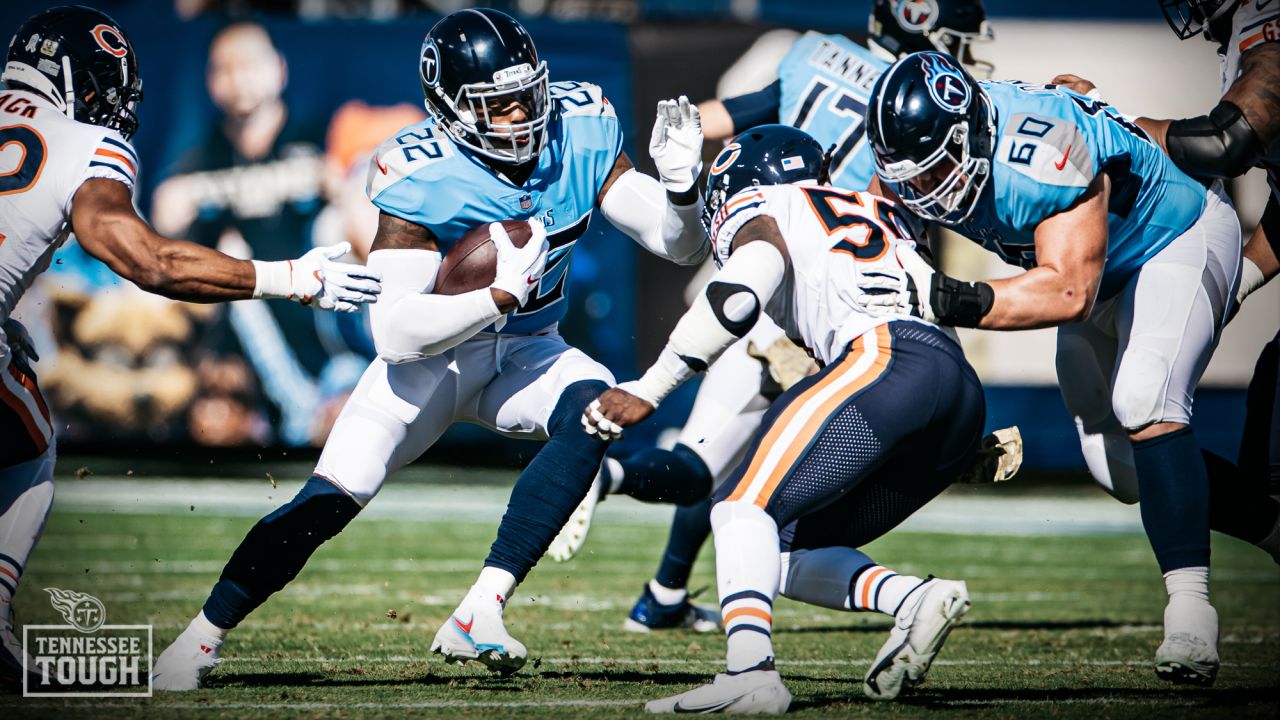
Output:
[
  {"left": 366, "top": 81, "right": 622, "bottom": 335},
  {"left": 777, "top": 32, "right": 888, "bottom": 191},
  {"left": 952, "top": 81, "right": 1208, "bottom": 300}
]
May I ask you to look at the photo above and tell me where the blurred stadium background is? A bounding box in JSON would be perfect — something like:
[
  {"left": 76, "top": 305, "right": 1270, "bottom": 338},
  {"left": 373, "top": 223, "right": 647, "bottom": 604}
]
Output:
[{"left": 0, "top": 0, "right": 1275, "bottom": 472}]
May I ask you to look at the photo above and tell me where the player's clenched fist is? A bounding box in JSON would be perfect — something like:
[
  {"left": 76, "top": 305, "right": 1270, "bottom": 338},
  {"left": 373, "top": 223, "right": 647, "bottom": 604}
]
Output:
[{"left": 581, "top": 384, "right": 656, "bottom": 441}]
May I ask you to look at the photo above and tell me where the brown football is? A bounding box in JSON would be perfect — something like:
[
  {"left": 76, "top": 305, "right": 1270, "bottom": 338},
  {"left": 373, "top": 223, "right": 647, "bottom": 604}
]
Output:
[{"left": 433, "top": 220, "right": 533, "bottom": 295}]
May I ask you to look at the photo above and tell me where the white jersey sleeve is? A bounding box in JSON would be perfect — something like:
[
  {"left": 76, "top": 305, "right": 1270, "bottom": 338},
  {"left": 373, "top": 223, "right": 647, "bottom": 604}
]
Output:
[
  {"left": 0, "top": 89, "right": 140, "bottom": 324},
  {"left": 1219, "top": 0, "right": 1280, "bottom": 94}
]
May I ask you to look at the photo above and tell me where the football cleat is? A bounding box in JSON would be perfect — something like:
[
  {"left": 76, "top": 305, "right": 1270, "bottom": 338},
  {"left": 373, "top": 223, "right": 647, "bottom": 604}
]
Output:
[
  {"left": 431, "top": 592, "right": 527, "bottom": 676},
  {"left": 151, "top": 628, "right": 223, "bottom": 692},
  {"left": 955, "top": 426, "right": 1023, "bottom": 484},
  {"left": 624, "top": 584, "right": 721, "bottom": 633},
  {"left": 1155, "top": 599, "right": 1219, "bottom": 686},
  {"left": 864, "top": 578, "right": 971, "bottom": 701},
  {"left": 545, "top": 464, "right": 606, "bottom": 563},
  {"left": 646, "top": 667, "right": 791, "bottom": 714}
]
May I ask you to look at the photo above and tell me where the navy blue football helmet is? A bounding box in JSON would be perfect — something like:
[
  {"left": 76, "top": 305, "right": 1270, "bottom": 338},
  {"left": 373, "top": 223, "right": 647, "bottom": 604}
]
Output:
[
  {"left": 869, "top": 0, "right": 994, "bottom": 78},
  {"left": 4, "top": 5, "right": 143, "bottom": 138},
  {"left": 702, "top": 124, "right": 826, "bottom": 259},
  {"left": 866, "top": 51, "right": 993, "bottom": 225},
  {"left": 419, "top": 8, "right": 549, "bottom": 166},
  {"left": 1159, "top": 0, "right": 1233, "bottom": 41}
]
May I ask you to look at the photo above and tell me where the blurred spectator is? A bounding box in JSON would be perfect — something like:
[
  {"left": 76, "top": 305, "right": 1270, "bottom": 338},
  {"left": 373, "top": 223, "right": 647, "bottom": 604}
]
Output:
[{"left": 151, "top": 21, "right": 368, "bottom": 446}]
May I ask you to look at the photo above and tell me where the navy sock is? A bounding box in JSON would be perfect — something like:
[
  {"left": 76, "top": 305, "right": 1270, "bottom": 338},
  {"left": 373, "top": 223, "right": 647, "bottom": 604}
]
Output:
[
  {"left": 202, "top": 476, "right": 361, "bottom": 629},
  {"left": 1133, "top": 427, "right": 1211, "bottom": 573},
  {"left": 1203, "top": 450, "right": 1280, "bottom": 544},
  {"left": 618, "top": 443, "right": 714, "bottom": 506},
  {"left": 653, "top": 496, "right": 714, "bottom": 589},
  {"left": 484, "top": 380, "right": 610, "bottom": 583}
]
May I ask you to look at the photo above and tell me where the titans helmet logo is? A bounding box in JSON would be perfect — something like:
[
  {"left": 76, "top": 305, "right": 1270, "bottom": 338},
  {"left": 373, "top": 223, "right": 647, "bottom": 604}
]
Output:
[
  {"left": 922, "top": 54, "right": 971, "bottom": 113},
  {"left": 421, "top": 39, "right": 441, "bottom": 88},
  {"left": 895, "top": 0, "right": 940, "bottom": 32}
]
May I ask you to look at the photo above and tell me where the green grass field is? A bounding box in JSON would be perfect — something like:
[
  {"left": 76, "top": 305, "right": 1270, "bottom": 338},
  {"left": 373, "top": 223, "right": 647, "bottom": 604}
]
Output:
[{"left": 2, "top": 468, "right": 1278, "bottom": 718}]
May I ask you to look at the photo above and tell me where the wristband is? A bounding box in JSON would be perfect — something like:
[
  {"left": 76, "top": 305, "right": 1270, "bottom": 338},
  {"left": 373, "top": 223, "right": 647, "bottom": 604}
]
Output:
[
  {"left": 932, "top": 276, "right": 995, "bottom": 328},
  {"left": 251, "top": 259, "right": 292, "bottom": 300}
]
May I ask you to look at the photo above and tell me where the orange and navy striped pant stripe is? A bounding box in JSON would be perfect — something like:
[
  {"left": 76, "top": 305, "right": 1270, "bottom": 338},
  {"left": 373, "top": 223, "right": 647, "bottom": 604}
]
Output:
[
  {"left": 722, "top": 324, "right": 894, "bottom": 512},
  {"left": 0, "top": 356, "right": 52, "bottom": 467}
]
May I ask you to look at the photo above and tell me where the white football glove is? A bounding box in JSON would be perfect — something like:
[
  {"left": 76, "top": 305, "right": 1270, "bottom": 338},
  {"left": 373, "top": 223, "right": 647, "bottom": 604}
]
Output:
[
  {"left": 854, "top": 244, "right": 938, "bottom": 323},
  {"left": 649, "top": 96, "right": 703, "bottom": 194},
  {"left": 491, "top": 219, "right": 550, "bottom": 307},
  {"left": 253, "top": 242, "right": 383, "bottom": 313},
  {"left": 2, "top": 317, "right": 39, "bottom": 365}
]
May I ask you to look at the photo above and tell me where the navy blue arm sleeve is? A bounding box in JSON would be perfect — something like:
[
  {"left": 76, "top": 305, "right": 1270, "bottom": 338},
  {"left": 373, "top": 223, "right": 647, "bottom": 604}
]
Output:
[{"left": 721, "top": 80, "right": 782, "bottom": 133}]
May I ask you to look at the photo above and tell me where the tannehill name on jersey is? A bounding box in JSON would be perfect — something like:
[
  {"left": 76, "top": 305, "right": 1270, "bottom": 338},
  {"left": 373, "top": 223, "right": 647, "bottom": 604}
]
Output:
[{"left": 806, "top": 38, "right": 881, "bottom": 95}]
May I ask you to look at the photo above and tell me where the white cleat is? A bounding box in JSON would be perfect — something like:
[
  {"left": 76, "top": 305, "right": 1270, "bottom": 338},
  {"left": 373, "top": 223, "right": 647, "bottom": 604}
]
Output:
[
  {"left": 431, "top": 592, "right": 528, "bottom": 676},
  {"left": 1155, "top": 599, "right": 1219, "bottom": 686},
  {"left": 646, "top": 668, "right": 791, "bottom": 714},
  {"left": 151, "top": 629, "right": 222, "bottom": 692},
  {"left": 545, "top": 465, "right": 605, "bottom": 563},
  {"left": 864, "top": 578, "right": 971, "bottom": 701}
]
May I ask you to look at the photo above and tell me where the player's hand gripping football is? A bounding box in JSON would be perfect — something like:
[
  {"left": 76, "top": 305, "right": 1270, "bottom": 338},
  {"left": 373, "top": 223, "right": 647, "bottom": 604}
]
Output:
[
  {"left": 582, "top": 383, "right": 656, "bottom": 441},
  {"left": 649, "top": 96, "right": 703, "bottom": 194},
  {"left": 491, "top": 219, "right": 550, "bottom": 308},
  {"left": 267, "top": 242, "right": 383, "bottom": 313}
]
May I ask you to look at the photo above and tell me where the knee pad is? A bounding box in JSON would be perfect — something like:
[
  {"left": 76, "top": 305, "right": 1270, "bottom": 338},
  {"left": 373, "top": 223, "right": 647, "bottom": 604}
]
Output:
[
  {"left": 1112, "top": 347, "right": 1178, "bottom": 431},
  {"left": 710, "top": 500, "right": 777, "bottom": 534}
]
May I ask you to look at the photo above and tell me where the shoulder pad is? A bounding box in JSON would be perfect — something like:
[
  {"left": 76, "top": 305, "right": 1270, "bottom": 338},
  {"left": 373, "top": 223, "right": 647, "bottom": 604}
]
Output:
[
  {"left": 997, "top": 112, "right": 1094, "bottom": 188},
  {"left": 551, "top": 81, "right": 616, "bottom": 119},
  {"left": 366, "top": 121, "right": 456, "bottom": 200}
]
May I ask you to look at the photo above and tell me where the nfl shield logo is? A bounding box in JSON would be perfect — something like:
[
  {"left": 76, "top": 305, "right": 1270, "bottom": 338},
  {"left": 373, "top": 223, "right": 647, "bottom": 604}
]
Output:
[{"left": 520, "top": 194, "right": 532, "bottom": 210}]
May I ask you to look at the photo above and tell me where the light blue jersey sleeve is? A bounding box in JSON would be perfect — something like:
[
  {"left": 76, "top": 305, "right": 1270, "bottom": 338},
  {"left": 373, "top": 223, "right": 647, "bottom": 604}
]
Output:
[
  {"left": 365, "top": 120, "right": 469, "bottom": 235},
  {"left": 777, "top": 31, "right": 887, "bottom": 190},
  {"left": 549, "top": 80, "right": 624, "bottom": 212}
]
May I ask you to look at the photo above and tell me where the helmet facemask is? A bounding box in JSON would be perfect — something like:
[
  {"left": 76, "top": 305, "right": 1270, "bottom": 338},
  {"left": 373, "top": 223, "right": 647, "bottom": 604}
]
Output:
[
  {"left": 430, "top": 60, "right": 550, "bottom": 166},
  {"left": 930, "top": 22, "right": 994, "bottom": 79},
  {"left": 1159, "top": 0, "right": 1231, "bottom": 40},
  {"left": 878, "top": 113, "right": 990, "bottom": 225}
]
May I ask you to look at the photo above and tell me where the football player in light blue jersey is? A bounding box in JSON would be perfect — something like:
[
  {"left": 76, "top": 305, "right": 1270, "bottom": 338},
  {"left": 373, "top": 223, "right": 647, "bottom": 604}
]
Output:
[
  {"left": 152, "top": 8, "right": 710, "bottom": 690},
  {"left": 564, "top": 1, "right": 1001, "bottom": 637},
  {"left": 861, "top": 51, "right": 1243, "bottom": 685}
]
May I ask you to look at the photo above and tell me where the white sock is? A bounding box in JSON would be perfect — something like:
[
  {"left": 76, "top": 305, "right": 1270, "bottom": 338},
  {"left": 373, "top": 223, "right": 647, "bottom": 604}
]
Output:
[
  {"left": 1163, "top": 567, "right": 1216, "bottom": 641},
  {"left": 648, "top": 579, "right": 687, "bottom": 606},
  {"left": 712, "top": 501, "right": 780, "bottom": 673},
  {"left": 472, "top": 566, "right": 518, "bottom": 606},
  {"left": 850, "top": 565, "right": 927, "bottom": 616},
  {"left": 1164, "top": 566, "right": 1210, "bottom": 603},
  {"left": 603, "top": 458, "right": 624, "bottom": 495},
  {"left": 189, "top": 611, "right": 228, "bottom": 644}
]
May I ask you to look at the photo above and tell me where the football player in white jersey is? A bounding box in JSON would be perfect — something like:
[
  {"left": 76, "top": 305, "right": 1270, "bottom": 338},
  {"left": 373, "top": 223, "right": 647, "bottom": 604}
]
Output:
[
  {"left": 551, "top": 0, "right": 1011, "bottom": 636},
  {"left": 0, "top": 6, "right": 382, "bottom": 688},
  {"left": 584, "top": 125, "right": 985, "bottom": 713},
  {"left": 1051, "top": 1, "right": 1280, "bottom": 579},
  {"left": 151, "top": 8, "right": 710, "bottom": 690}
]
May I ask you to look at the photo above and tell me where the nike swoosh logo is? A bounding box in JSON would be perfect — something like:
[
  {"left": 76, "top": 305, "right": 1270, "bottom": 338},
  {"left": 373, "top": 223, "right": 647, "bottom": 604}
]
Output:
[
  {"left": 526, "top": 275, "right": 538, "bottom": 285},
  {"left": 673, "top": 698, "right": 736, "bottom": 714},
  {"left": 453, "top": 615, "right": 474, "bottom": 634},
  {"left": 375, "top": 155, "right": 388, "bottom": 174},
  {"left": 1054, "top": 145, "right": 1071, "bottom": 171}
]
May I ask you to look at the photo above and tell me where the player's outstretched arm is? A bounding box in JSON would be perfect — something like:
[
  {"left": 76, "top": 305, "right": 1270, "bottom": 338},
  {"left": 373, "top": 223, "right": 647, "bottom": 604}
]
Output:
[
  {"left": 71, "top": 178, "right": 381, "bottom": 311},
  {"left": 598, "top": 97, "right": 709, "bottom": 266},
  {"left": 583, "top": 216, "right": 787, "bottom": 440},
  {"left": 364, "top": 212, "right": 549, "bottom": 364},
  {"left": 859, "top": 175, "right": 1108, "bottom": 330}
]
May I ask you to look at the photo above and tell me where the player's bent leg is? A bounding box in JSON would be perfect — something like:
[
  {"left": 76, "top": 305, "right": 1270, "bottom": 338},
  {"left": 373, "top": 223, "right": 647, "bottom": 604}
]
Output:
[
  {"left": 614, "top": 444, "right": 715, "bottom": 506},
  {"left": 152, "top": 476, "right": 363, "bottom": 691},
  {"left": 0, "top": 445, "right": 55, "bottom": 690},
  {"left": 1113, "top": 183, "right": 1240, "bottom": 686}
]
